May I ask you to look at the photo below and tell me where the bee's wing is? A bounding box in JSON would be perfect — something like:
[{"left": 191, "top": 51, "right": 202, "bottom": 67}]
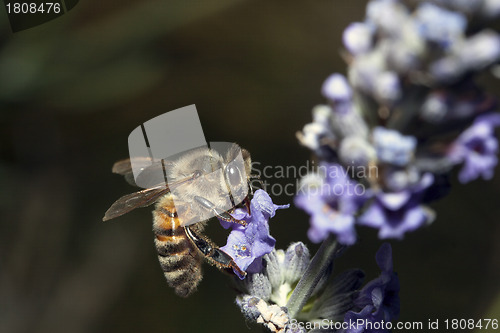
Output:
[
  {"left": 111, "top": 157, "right": 175, "bottom": 188},
  {"left": 111, "top": 158, "right": 140, "bottom": 187},
  {"left": 104, "top": 164, "right": 205, "bottom": 221},
  {"left": 103, "top": 185, "right": 169, "bottom": 221}
]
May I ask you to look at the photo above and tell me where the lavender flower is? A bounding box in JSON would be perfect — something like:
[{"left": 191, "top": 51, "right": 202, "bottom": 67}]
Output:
[
  {"left": 343, "top": 23, "right": 374, "bottom": 56},
  {"left": 295, "top": 163, "right": 367, "bottom": 245},
  {"left": 372, "top": 127, "right": 416, "bottom": 167},
  {"left": 296, "top": 105, "right": 337, "bottom": 160},
  {"left": 430, "top": 0, "right": 500, "bottom": 19},
  {"left": 343, "top": 243, "right": 400, "bottom": 333},
  {"left": 322, "top": 74, "right": 353, "bottom": 102},
  {"left": 235, "top": 243, "right": 312, "bottom": 333},
  {"left": 235, "top": 242, "right": 398, "bottom": 333},
  {"left": 366, "top": 0, "right": 408, "bottom": 37},
  {"left": 459, "top": 31, "right": 500, "bottom": 71},
  {"left": 448, "top": 113, "right": 500, "bottom": 183},
  {"left": 236, "top": 0, "right": 499, "bottom": 330},
  {"left": 358, "top": 173, "right": 435, "bottom": 239},
  {"left": 232, "top": 242, "right": 399, "bottom": 333},
  {"left": 296, "top": 0, "right": 500, "bottom": 242},
  {"left": 339, "top": 135, "right": 376, "bottom": 168},
  {"left": 414, "top": 2, "right": 466, "bottom": 48},
  {"left": 220, "top": 189, "right": 289, "bottom": 278}
]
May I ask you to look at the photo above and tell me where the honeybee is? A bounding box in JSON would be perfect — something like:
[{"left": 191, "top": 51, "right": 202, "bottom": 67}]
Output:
[{"left": 103, "top": 143, "right": 253, "bottom": 297}]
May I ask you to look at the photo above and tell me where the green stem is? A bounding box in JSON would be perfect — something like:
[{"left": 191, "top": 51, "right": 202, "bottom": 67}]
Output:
[{"left": 286, "top": 235, "right": 343, "bottom": 319}]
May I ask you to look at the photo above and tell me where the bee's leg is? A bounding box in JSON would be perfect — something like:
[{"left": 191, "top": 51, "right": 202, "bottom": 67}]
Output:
[
  {"left": 209, "top": 247, "right": 247, "bottom": 278},
  {"left": 244, "top": 196, "right": 251, "bottom": 215},
  {"left": 193, "top": 195, "right": 247, "bottom": 226},
  {"left": 248, "top": 175, "right": 264, "bottom": 195},
  {"left": 184, "top": 226, "right": 247, "bottom": 277}
]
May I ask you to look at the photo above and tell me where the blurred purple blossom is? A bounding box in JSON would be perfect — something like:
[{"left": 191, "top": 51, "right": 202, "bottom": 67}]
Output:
[
  {"left": 373, "top": 71, "right": 401, "bottom": 103},
  {"left": 366, "top": 0, "right": 408, "bottom": 36},
  {"left": 295, "top": 163, "right": 368, "bottom": 245},
  {"left": 296, "top": 105, "right": 337, "bottom": 159},
  {"left": 343, "top": 22, "right": 374, "bottom": 55},
  {"left": 448, "top": 113, "right": 500, "bottom": 183},
  {"left": 322, "top": 74, "right": 352, "bottom": 103},
  {"left": 460, "top": 31, "right": 500, "bottom": 71},
  {"left": 373, "top": 127, "right": 416, "bottom": 167},
  {"left": 432, "top": 0, "right": 500, "bottom": 18},
  {"left": 297, "top": 0, "right": 500, "bottom": 243},
  {"left": 343, "top": 243, "right": 400, "bottom": 333},
  {"left": 414, "top": 2, "right": 466, "bottom": 48},
  {"left": 358, "top": 173, "right": 434, "bottom": 239}
]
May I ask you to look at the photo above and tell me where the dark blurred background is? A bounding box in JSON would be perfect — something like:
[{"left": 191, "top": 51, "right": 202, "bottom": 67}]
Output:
[{"left": 1, "top": 1, "right": 500, "bottom": 332}]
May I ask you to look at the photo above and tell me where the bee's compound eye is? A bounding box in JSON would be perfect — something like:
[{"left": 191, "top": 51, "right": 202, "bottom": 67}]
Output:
[{"left": 226, "top": 164, "right": 242, "bottom": 187}]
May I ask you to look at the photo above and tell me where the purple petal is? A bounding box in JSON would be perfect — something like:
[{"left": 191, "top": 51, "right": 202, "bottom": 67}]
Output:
[
  {"left": 375, "top": 243, "right": 393, "bottom": 272},
  {"left": 378, "top": 205, "right": 427, "bottom": 239},
  {"left": 358, "top": 201, "right": 386, "bottom": 228},
  {"left": 343, "top": 22, "right": 374, "bottom": 55},
  {"left": 220, "top": 190, "right": 285, "bottom": 278},
  {"left": 321, "top": 74, "right": 352, "bottom": 102},
  {"left": 378, "top": 191, "right": 411, "bottom": 210}
]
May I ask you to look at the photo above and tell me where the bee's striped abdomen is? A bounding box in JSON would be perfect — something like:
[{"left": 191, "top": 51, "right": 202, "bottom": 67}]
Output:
[{"left": 153, "top": 195, "right": 203, "bottom": 297}]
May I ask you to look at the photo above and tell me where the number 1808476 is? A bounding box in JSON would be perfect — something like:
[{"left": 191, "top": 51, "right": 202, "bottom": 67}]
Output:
[
  {"left": 444, "top": 319, "right": 498, "bottom": 330},
  {"left": 6, "top": 2, "right": 61, "bottom": 14}
]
